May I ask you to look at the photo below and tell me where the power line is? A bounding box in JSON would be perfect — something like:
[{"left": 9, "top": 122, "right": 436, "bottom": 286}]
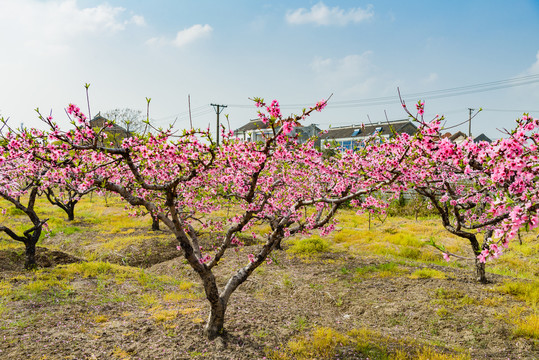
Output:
[
  {"left": 442, "top": 118, "right": 471, "bottom": 131},
  {"left": 330, "top": 74, "right": 539, "bottom": 107},
  {"left": 152, "top": 106, "right": 214, "bottom": 124},
  {"left": 227, "top": 74, "right": 539, "bottom": 109},
  {"left": 139, "top": 75, "right": 539, "bottom": 130},
  {"left": 482, "top": 108, "right": 539, "bottom": 113},
  {"left": 152, "top": 105, "right": 212, "bottom": 122}
]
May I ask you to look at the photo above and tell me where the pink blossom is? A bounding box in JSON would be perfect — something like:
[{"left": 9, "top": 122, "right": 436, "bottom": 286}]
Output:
[
  {"left": 314, "top": 100, "right": 327, "bottom": 112},
  {"left": 199, "top": 254, "right": 212, "bottom": 264},
  {"left": 416, "top": 101, "right": 425, "bottom": 116},
  {"left": 477, "top": 249, "right": 489, "bottom": 263},
  {"left": 266, "top": 100, "right": 281, "bottom": 119},
  {"left": 489, "top": 243, "right": 502, "bottom": 259},
  {"left": 282, "top": 121, "right": 294, "bottom": 135}
]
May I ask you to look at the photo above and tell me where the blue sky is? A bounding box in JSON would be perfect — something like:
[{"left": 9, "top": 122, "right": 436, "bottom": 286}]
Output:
[{"left": 1, "top": 0, "right": 539, "bottom": 139}]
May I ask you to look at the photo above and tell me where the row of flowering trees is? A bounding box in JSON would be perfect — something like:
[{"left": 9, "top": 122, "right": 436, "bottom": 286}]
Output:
[
  {"left": 400, "top": 100, "right": 539, "bottom": 283},
  {"left": 0, "top": 93, "right": 538, "bottom": 338}
]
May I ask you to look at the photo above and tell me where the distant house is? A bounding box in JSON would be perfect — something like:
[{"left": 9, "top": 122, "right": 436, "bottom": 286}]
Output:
[
  {"left": 90, "top": 113, "right": 132, "bottom": 146},
  {"left": 234, "top": 119, "right": 322, "bottom": 146},
  {"left": 474, "top": 133, "right": 492, "bottom": 143},
  {"left": 234, "top": 119, "right": 272, "bottom": 143},
  {"left": 319, "top": 119, "right": 418, "bottom": 151},
  {"left": 449, "top": 131, "right": 467, "bottom": 144},
  {"left": 292, "top": 124, "right": 322, "bottom": 147},
  {"left": 445, "top": 131, "right": 492, "bottom": 144}
]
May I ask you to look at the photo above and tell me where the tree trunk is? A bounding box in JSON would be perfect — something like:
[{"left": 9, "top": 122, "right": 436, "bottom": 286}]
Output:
[
  {"left": 151, "top": 217, "right": 160, "bottom": 231},
  {"left": 66, "top": 206, "right": 75, "bottom": 221},
  {"left": 24, "top": 241, "right": 37, "bottom": 270},
  {"left": 24, "top": 222, "right": 42, "bottom": 270},
  {"left": 471, "top": 231, "right": 490, "bottom": 284},
  {"left": 474, "top": 258, "right": 487, "bottom": 283},
  {"left": 204, "top": 298, "right": 227, "bottom": 339}
]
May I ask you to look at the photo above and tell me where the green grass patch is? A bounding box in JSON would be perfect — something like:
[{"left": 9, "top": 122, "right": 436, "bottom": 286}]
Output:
[
  {"left": 513, "top": 313, "right": 539, "bottom": 339},
  {"left": 495, "top": 280, "right": 539, "bottom": 308},
  {"left": 0, "top": 301, "right": 7, "bottom": 316},
  {"left": 409, "top": 268, "right": 447, "bottom": 279},
  {"left": 49, "top": 225, "right": 82, "bottom": 236},
  {"left": 0, "top": 280, "right": 12, "bottom": 297},
  {"left": 488, "top": 252, "right": 539, "bottom": 280},
  {"left": 354, "top": 262, "right": 404, "bottom": 279},
  {"left": 288, "top": 236, "right": 331, "bottom": 255},
  {"left": 6, "top": 207, "right": 25, "bottom": 216},
  {"left": 431, "top": 288, "right": 478, "bottom": 311},
  {"left": 8, "top": 272, "right": 74, "bottom": 301},
  {"left": 54, "top": 261, "right": 130, "bottom": 280},
  {"left": 384, "top": 232, "right": 424, "bottom": 248},
  {"left": 398, "top": 247, "right": 423, "bottom": 260},
  {"left": 162, "top": 290, "right": 200, "bottom": 303},
  {"left": 149, "top": 308, "right": 178, "bottom": 322},
  {"left": 269, "top": 326, "right": 470, "bottom": 360},
  {"left": 434, "top": 287, "right": 464, "bottom": 300},
  {"left": 333, "top": 228, "right": 374, "bottom": 244},
  {"left": 140, "top": 293, "right": 159, "bottom": 306}
]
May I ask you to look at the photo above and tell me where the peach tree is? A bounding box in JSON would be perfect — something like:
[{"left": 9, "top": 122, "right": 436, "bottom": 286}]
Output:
[
  {"left": 34, "top": 97, "right": 409, "bottom": 339},
  {"left": 400, "top": 99, "right": 539, "bottom": 283}
]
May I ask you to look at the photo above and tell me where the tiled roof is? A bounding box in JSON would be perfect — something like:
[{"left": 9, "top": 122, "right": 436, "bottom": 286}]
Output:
[
  {"left": 319, "top": 120, "right": 417, "bottom": 140},
  {"left": 90, "top": 114, "right": 130, "bottom": 134},
  {"left": 474, "top": 133, "right": 492, "bottom": 143},
  {"left": 449, "top": 131, "right": 467, "bottom": 141},
  {"left": 235, "top": 119, "right": 271, "bottom": 132}
]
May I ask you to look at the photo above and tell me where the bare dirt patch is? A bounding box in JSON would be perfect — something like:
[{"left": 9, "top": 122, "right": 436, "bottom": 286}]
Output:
[
  {"left": 0, "top": 246, "right": 81, "bottom": 271},
  {"left": 43, "top": 226, "right": 181, "bottom": 268},
  {"left": 0, "top": 246, "right": 537, "bottom": 360}
]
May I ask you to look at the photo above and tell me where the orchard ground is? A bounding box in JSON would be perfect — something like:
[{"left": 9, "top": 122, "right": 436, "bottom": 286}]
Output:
[{"left": 0, "top": 195, "right": 537, "bottom": 360}]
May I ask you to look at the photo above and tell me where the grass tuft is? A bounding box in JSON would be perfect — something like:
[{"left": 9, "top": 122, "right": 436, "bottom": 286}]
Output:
[
  {"left": 409, "top": 268, "right": 447, "bottom": 279},
  {"left": 93, "top": 314, "right": 109, "bottom": 323},
  {"left": 269, "top": 326, "right": 470, "bottom": 360},
  {"left": 285, "top": 327, "right": 349, "bottom": 359},
  {"left": 162, "top": 290, "right": 199, "bottom": 303},
  {"left": 495, "top": 280, "right": 539, "bottom": 308},
  {"left": 53, "top": 261, "right": 138, "bottom": 283},
  {"left": 354, "top": 262, "right": 404, "bottom": 279},
  {"left": 288, "top": 236, "right": 331, "bottom": 255},
  {"left": 149, "top": 308, "right": 178, "bottom": 322},
  {"left": 513, "top": 313, "right": 539, "bottom": 339}
]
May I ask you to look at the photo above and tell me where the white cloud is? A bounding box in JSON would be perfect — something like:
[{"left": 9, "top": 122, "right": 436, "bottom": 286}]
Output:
[
  {"left": 286, "top": 2, "right": 374, "bottom": 26},
  {"left": 529, "top": 50, "right": 539, "bottom": 74},
  {"left": 173, "top": 24, "right": 213, "bottom": 47},
  {"left": 147, "top": 24, "right": 213, "bottom": 48},
  {"left": 520, "top": 50, "right": 539, "bottom": 99},
  {"left": 310, "top": 52, "right": 378, "bottom": 96},
  {"left": 0, "top": 0, "right": 145, "bottom": 53},
  {"left": 311, "top": 52, "right": 374, "bottom": 78},
  {"left": 423, "top": 73, "right": 439, "bottom": 84},
  {"left": 129, "top": 15, "right": 147, "bottom": 27}
]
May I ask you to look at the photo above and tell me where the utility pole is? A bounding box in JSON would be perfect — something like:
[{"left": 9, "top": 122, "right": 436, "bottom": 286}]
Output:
[
  {"left": 211, "top": 103, "right": 227, "bottom": 146},
  {"left": 468, "top": 108, "right": 474, "bottom": 137}
]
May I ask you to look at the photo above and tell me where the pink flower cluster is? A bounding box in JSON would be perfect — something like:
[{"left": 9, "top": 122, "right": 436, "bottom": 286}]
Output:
[
  {"left": 477, "top": 242, "right": 504, "bottom": 263},
  {"left": 67, "top": 104, "right": 87, "bottom": 123},
  {"left": 416, "top": 101, "right": 425, "bottom": 116}
]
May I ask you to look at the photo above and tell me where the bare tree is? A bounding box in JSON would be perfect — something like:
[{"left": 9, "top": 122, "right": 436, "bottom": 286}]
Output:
[{"left": 103, "top": 108, "right": 146, "bottom": 135}]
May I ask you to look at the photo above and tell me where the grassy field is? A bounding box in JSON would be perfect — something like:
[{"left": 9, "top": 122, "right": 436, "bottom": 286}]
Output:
[{"left": 0, "top": 195, "right": 537, "bottom": 359}]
